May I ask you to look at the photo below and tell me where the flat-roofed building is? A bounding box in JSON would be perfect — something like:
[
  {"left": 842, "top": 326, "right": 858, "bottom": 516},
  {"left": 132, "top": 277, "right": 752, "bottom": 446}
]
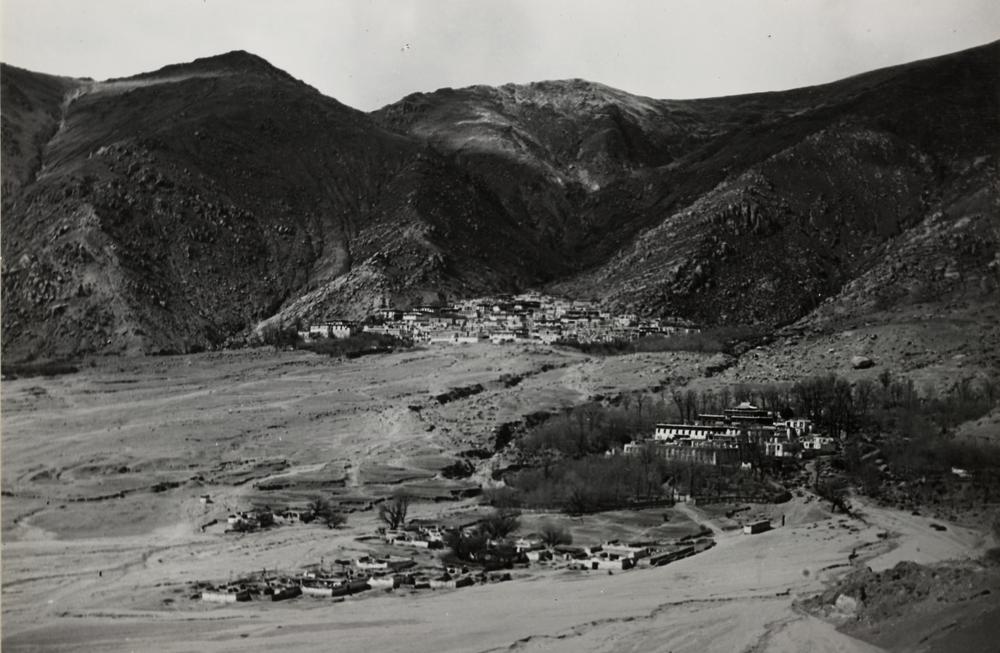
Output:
[
  {"left": 309, "top": 320, "right": 357, "bottom": 339},
  {"left": 654, "top": 423, "right": 742, "bottom": 441},
  {"left": 724, "top": 402, "right": 774, "bottom": 425}
]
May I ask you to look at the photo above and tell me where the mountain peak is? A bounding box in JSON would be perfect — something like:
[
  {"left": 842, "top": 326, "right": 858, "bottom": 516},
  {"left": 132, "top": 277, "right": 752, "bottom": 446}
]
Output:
[
  {"left": 187, "top": 50, "right": 276, "bottom": 73},
  {"left": 119, "top": 49, "right": 292, "bottom": 83}
]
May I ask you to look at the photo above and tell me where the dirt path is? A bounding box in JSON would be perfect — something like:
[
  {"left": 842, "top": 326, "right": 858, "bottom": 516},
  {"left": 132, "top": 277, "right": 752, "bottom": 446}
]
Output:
[
  {"left": 851, "top": 498, "right": 991, "bottom": 571},
  {"left": 674, "top": 501, "right": 726, "bottom": 537}
]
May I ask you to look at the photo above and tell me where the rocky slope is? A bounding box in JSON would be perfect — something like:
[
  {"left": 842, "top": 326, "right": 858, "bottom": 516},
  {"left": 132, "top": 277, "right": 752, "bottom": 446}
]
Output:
[
  {"left": 2, "top": 42, "right": 998, "bottom": 359},
  {"left": 1, "top": 53, "right": 563, "bottom": 358},
  {"left": 381, "top": 44, "right": 998, "bottom": 326}
]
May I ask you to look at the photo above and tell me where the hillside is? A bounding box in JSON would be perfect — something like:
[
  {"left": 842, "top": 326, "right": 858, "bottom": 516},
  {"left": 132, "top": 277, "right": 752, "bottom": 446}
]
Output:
[
  {"left": 379, "top": 44, "right": 999, "bottom": 327},
  {"left": 0, "top": 53, "right": 564, "bottom": 358},
  {"left": 2, "top": 42, "right": 998, "bottom": 360}
]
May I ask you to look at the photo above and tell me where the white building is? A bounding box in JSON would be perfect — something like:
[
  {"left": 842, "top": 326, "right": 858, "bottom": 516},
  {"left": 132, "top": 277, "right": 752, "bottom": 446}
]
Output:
[
  {"left": 601, "top": 542, "right": 650, "bottom": 559},
  {"left": 653, "top": 423, "right": 741, "bottom": 441},
  {"left": 802, "top": 435, "right": 836, "bottom": 453},
  {"left": 782, "top": 418, "right": 813, "bottom": 436},
  {"left": 309, "top": 320, "right": 357, "bottom": 339},
  {"left": 765, "top": 439, "right": 795, "bottom": 458}
]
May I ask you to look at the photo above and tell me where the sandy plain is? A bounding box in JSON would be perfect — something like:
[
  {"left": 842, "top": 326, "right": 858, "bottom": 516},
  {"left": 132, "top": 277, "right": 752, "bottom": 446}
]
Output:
[{"left": 1, "top": 344, "right": 992, "bottom": 652}]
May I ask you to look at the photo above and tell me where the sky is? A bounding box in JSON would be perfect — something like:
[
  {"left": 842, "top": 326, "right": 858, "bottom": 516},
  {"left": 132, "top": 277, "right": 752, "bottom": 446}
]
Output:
[{"left": 1, "top": 0, "right": 998, "bottom": 111}]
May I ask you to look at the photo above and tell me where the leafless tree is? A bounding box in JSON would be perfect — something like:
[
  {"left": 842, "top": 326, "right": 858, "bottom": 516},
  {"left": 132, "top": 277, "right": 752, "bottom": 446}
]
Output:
[
  {"left": 671, "top": 389, "right": 686, "bottom": 422},
  {"left": 378, "top": 493, "right": 411, "bottom": 529},
  {"left": 308, "top": 496, "right": 346, "bottom": 528},
  {"left": 760, "top": 384, "right": 781, "bottom": 411},
  {"left": 671, "top": 389, "right": 700, "bottom": 423},
  {"left": 539, "top": 521, "right": 572, "bottom": 547},
  {"left": 684, "top": 389, "right": 699, "bottom": 422},
  {"left": 854, "top": 378, "right": 876, "bottom": 420},
  {"left": 700, "top": 389, "right": 717, "bottom": 414},
  {"left": 479, "top": 508, "right": 520, "bottom": 540},
  {"left": 718, "top": 386, "right": 732, "bottom": 411}
]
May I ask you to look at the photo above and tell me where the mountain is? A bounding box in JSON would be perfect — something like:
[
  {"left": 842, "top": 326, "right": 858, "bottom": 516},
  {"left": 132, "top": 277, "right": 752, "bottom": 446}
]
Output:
[
  {"left": 376, "top": 45, "right": 999, "bottom": 327},
  {"left": 2, "top": 43, "right": 998, "bottom": 360},
  {"left": 1, "top": 52, "right": 564, "bottom": 358}
]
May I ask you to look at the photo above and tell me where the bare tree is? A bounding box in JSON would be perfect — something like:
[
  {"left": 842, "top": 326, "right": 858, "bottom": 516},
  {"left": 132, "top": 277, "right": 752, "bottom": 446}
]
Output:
[
  {"left": 854, "top": 378, "right": 876, "bottom": 422},
  {"left": 671, "top": 390, "right": 686, "bottom": 422},
  {"left": 635, "top": 393, "right": 647, "bottom": 421},
  {"left": 718, "top": 386, "right": 732, "bottom": 411},
  {"left": 378, "top": 493, "right": 411, "bottom": 530},
  {"left": 539, "top": 447, "right": 562, "bottom": 480},
  {"left": 684, "top": 389, "right": 699, "bottom": 423},
  {"left": 760, "top": 384, "right": 781, "bottom": 411},
  {"left": 671, "top": 389, "right": 701, "bottom": 423},
  {"left": 308, "top": 496, "right": 347, "bottom": 528},
  {"left": 636, "top": 442, "right": 664, "bottom": 497},
  {"left": 479, "top": 508, "right": 520, "bottom": 540},
  {"left": 700, "top": 390, "right": 717, "bottom": 414},
  {"left": 539, "top": 521, "right": 572, "bottom": 547}
]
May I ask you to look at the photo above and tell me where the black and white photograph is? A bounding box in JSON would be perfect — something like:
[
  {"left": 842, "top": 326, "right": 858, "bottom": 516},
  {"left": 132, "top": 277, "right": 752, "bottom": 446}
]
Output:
[{"left": 2, "top": 1, "right": 999, "bottom": 651}]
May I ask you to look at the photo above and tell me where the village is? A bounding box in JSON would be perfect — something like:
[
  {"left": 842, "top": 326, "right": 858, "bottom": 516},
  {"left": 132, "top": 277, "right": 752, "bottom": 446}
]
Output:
[
  {"left": 194, "top": 507, "right": 721, "bottom": 605},
  {"left": 192, "top": 399, "right": 831, "bottom": 607},
  {"left": 299, "top": 292, "right": 696, "bottom": 345}
]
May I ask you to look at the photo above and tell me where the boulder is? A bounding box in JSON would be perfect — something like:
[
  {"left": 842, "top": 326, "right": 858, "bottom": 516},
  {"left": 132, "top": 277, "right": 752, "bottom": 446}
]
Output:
[{"left": 851, "top": 355, "right": 875, "bottom": 369}]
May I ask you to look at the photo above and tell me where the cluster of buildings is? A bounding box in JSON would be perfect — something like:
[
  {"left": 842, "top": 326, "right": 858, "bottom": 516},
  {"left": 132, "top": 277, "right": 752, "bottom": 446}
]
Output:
[
  {"left": 299, "top": 292, "right": 695, "bottom": 345},
  {"left": 224, "top": 507, "right": 310, "bottom": 532},
  {"left": 199, "top": 559, "right": 489, "bottom": 603},
  {"left": 201, "top": 509, "right": 717, "bottom": 604},
  {"left": 621, "top": 402, "right": 837, "bottom": 466},
  {"left": 382, "top": 523, "right": 448, "bottom": 549},
  {"left": 381, "top": 519, "right": 710, "bottom": 572},
  {"left": 532, "top": 540, "right": 701, "bottom": 571}
]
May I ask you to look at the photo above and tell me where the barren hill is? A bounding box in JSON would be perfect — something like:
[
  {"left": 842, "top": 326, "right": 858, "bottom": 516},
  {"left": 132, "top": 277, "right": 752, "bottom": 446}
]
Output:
[
  {"left": 378, "top": 43, "right": 999, "bottom": 326},
  {"left": 1, "top": 52, "right": 565, "bottom": 358},
  {"left": 2, "top": 42, "right": 998, "bottom": 360}
]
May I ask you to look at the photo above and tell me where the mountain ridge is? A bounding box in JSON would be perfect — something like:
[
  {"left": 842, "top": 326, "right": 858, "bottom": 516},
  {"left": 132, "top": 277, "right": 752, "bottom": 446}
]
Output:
[{"left": 2, "top": 41, "right": 997, "bottom": 360}]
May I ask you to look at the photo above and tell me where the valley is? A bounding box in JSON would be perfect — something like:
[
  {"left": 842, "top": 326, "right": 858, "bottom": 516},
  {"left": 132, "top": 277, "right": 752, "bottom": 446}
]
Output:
[
  {"left": 3, "top": 330, "right": 998, "bottom": 652},
  {"left": 2, "top": 32, "right": 999, "bottom": 653}
]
